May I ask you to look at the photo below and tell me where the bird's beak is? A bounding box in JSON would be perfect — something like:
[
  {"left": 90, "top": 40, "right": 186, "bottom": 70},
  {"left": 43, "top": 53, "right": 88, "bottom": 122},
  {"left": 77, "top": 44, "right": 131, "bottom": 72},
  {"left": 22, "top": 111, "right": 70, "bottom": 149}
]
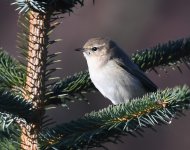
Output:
[{"left": 75, "top": 48, "right": 85, "bottom": 52}]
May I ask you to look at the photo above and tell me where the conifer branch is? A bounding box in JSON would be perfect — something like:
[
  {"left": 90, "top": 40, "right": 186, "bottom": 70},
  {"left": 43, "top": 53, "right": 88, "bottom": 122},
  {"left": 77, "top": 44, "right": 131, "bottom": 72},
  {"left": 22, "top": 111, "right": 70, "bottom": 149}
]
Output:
[
  {"left": 45, "top": 71, "right": 96, "bottom": 106},
  {"left": 132, "top": 38, "right": 190, "bottom": 72},
  {"left": 12, "top": 0, "right": 85, "bottom": 13},
  {"left": 0, "top": 90, "right": 37, "bottom": 123},
  {"left": 19, "top": 10, "right": 53, "bottom": 149},
  {"left": 40, "top": 85, "right": 190, "bottom": 149},
  {"left": 0, "top": 123, "right": 20, "bottom": 150},
  {"left": 12, "top": 0, "right": 87, "bottom": 148},
  {"left": 0, "top": 49, "right": 25, "bottom": 90},
  {"left": 46, "top": 38, "right": 190, "bottom": 106}
]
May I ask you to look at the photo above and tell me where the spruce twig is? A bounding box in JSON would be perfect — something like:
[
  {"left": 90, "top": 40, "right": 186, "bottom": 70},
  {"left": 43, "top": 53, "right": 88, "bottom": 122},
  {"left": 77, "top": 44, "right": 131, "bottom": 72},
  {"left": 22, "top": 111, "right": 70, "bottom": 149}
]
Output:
[
  {"left": 0, "top": 90, "right": 36, "bottom": 123},
  {"left": 132, "top": 38, "right": 190, "bottom": 72},
  {"left": 40, "top": 85, "right": 190, "bottom": 149}
]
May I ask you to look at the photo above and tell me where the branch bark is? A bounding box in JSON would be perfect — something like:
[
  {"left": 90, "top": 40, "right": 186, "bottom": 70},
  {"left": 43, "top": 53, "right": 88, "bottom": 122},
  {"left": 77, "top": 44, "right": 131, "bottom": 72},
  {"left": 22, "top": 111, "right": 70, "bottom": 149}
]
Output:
[{"left": 20, "top": 11, "right": 50, "bottom": 150}]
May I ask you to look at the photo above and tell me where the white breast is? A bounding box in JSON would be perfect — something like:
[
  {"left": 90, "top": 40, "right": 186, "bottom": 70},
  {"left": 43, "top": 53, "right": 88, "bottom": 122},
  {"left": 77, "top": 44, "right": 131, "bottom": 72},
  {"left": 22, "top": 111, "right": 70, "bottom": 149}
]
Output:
[{"left": 88, "top": 60, "right": 146, "bottom": 104}]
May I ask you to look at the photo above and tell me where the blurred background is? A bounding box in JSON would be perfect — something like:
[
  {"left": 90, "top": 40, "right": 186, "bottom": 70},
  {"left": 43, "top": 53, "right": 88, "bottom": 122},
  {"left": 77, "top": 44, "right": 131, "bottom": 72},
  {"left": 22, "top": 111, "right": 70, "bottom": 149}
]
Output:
[{"left": 1, "top": 0, "right": 190, "bottom": 149}]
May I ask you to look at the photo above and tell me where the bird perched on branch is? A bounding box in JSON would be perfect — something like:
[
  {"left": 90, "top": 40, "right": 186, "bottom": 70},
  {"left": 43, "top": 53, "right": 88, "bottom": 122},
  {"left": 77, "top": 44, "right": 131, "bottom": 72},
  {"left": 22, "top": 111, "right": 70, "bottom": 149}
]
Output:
[{"left": 76, "top": 37, "right": 157, "bottom": 104}]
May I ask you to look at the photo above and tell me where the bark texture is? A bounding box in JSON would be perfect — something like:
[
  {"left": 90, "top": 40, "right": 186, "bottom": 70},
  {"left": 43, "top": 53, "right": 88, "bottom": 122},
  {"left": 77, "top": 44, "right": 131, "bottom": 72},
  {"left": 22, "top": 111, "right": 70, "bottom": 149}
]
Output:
[{"left": 20, "top": 11, "right": 50, "bottom": 150}]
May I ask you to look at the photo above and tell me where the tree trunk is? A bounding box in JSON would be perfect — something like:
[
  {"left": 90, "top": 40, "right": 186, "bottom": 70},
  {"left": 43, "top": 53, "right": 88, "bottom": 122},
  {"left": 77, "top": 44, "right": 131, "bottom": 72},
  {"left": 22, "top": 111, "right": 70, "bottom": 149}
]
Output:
[{"left": 20, "top": 11, "right": 50, "bottom": 150}]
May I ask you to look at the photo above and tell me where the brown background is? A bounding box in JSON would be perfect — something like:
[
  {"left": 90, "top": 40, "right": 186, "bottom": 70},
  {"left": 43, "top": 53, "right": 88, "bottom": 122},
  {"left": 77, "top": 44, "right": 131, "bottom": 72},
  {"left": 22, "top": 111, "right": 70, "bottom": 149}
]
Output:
[{"left": 1, "top": 0, "right": 190, "bottom": 149}]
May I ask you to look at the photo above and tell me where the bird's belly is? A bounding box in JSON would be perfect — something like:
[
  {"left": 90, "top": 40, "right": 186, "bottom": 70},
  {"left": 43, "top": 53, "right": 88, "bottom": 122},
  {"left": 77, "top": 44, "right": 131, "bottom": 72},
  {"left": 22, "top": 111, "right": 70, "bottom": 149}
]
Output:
[{"left": 89, "top": 66, "right": 145, "bottom": 104}]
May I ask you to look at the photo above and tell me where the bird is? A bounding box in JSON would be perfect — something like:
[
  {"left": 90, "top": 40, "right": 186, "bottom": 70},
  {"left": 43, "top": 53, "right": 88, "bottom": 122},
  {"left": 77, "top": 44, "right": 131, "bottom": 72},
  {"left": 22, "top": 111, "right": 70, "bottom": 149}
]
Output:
[{"left": 76, "top": 37, "right": 157, "bottom": 104}]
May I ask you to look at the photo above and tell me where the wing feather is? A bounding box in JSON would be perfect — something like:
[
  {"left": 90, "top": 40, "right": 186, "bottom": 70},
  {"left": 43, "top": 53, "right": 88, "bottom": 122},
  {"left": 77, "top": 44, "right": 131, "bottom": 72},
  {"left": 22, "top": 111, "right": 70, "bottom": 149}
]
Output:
[{"left": 115, "top": 58, "right": 157, "bottom": 92}]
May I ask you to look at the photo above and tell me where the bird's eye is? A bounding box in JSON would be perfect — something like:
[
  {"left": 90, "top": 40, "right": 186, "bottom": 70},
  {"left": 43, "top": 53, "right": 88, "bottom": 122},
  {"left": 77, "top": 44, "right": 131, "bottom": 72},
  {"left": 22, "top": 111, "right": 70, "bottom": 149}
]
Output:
[{"left": 92, "top": 47, "right": 98, "bottom": 51}]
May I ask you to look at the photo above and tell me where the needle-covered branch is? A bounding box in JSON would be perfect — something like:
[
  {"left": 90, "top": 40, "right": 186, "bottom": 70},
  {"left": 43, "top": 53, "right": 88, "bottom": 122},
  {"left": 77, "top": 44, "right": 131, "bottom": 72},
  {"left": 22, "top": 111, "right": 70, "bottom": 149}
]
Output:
[
  {"left": 12, "top": 0, "right": 86, "bottom": 13},
  {"left": 46, "top": 38, "right": 190, "bottom": 106},
  {"left": 45, "top": 71, "right": 96, "bottom": 106},
  {"left": 0, "top": 90, "right": 37, "bottom": 123},
  {"left": 0, "top": 49, "right": 25, "bottom": 90},
  {"left": 0, "top": 123, "right": 21, "bottom": 150},
  {"left": 40, "top": 85, "right": 190, "bottom": 149},
  {"left": 132, "top": 37, "right": 190, "bottom": 72}
]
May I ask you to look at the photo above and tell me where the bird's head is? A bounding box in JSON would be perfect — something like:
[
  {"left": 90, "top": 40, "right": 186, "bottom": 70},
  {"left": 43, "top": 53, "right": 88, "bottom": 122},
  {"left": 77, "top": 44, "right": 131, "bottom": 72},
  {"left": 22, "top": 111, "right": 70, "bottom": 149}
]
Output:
[{"left": 76, "top": 37, "right": 117, "bottom": 67}]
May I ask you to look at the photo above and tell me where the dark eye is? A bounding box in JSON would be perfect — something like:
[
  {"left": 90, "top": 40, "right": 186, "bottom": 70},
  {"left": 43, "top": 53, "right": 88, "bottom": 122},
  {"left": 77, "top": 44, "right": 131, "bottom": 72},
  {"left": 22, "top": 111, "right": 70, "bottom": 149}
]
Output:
[{"left": 92, "top": 47, "right": 98, "bottom": 51}]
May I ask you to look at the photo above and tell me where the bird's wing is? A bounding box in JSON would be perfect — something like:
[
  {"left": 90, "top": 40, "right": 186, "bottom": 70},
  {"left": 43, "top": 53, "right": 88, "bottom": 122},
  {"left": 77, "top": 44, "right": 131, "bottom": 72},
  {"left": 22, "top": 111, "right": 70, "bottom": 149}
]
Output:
[{"left": 115, "top": 58, "right": 157, "bottom": 92}]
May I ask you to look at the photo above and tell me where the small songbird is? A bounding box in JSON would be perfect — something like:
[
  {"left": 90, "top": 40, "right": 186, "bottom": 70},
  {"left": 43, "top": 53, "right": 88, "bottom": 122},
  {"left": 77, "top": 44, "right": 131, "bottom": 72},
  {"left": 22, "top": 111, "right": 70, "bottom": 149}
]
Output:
[{"left": 76, "top": 37, "right": 157, "bottom": 104}]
